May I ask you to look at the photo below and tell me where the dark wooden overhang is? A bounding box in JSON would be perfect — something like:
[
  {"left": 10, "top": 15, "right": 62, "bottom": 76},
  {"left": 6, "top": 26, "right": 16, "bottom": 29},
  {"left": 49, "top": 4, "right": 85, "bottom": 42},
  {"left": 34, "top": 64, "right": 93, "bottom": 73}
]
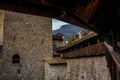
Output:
[
  {"left": 0, "top": 0, "right": 119, "bottom": 33},
  {"left": 44, "top": 57, "right": 67, "bottom": 65}
]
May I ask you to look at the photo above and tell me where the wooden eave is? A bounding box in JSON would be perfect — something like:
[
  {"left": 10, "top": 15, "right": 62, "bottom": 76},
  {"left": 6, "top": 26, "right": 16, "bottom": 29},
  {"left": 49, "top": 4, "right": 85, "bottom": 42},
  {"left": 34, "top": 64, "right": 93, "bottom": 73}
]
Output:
[
  {"left": 44, "top": 58, "right": 67, "bottom": 65},
  {"left": 0, "top": 0, "right": 119, "bottom": 33}
]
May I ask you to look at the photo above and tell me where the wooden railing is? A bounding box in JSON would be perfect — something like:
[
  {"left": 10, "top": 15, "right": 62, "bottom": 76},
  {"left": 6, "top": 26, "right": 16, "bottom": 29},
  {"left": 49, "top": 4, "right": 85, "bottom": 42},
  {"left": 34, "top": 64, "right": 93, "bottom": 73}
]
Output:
[
  {"left": 105, "top": 42, "right": 120, "bottom": 80},
  {"left": 61, "top": 42, "right": 106, "bottom": 58},
  {"left": 60, "top": 42, "right": 120, "bottom": 80}
]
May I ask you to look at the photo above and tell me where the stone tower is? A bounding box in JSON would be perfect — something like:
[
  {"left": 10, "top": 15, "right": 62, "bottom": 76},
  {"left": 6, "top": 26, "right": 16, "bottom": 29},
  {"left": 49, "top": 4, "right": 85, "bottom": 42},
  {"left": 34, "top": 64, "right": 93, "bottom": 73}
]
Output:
[{"left": 0, "top": 10, "right": 52, "bottom": 80}]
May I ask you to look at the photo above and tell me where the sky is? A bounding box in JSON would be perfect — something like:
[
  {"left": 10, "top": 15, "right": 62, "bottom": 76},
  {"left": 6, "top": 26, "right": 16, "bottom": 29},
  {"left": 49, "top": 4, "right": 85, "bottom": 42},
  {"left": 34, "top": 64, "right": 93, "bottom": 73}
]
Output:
[{"left": 52, "top": 18, "right": 68, "bottom": 30}]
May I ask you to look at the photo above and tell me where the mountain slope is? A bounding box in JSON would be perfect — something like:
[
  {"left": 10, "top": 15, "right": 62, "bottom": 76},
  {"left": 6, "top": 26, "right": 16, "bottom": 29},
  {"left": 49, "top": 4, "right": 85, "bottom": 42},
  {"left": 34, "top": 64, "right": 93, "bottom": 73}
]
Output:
[{"left": 52, "top": 24, "right": 81, "bottom": 41}]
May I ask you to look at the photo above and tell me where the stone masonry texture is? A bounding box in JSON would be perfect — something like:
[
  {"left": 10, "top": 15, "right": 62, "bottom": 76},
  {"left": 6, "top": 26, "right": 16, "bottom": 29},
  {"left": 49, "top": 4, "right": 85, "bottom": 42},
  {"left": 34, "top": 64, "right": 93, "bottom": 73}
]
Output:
[
  {"left": 0, "top": 10, "right": 4, "bottom": 46},
  {"left": 0, "top": 10, "right": 4, "bottom": 79},
  {"left": 45, "top": 62, "right": 67, "bottom": 80},
  {"left": 65, "top": 56, "right": 111, "bottom": 80},
  {"left": 1, "top": 10, "right": 52, "bottom": 80}
]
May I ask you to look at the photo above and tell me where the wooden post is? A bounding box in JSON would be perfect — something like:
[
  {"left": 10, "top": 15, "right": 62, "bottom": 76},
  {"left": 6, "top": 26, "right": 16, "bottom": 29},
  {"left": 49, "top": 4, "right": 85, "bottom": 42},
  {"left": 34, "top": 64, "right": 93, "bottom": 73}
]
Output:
[
  {"left": 60, "top": 54, "right": 64, "bottom": 58},
  {"left": 97, "top": 39, "right": 100, "bottom": 43},
  {"left": 116, "top": 67, "right": 119, "bottom": 80}
]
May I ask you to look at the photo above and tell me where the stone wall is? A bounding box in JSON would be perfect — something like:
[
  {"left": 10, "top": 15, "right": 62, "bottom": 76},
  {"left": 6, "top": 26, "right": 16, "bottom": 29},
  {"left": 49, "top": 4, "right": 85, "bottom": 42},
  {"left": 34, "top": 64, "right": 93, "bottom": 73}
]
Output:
[
  {"left": 66, "top": 56, "right": 111, "bottom": 80},
  {"left": 2, "top": 11, "right": 52, "bottom": 80},
  {"left": 44, "top": 56, "right": 111, "bottom": 80},
  {"left": 0, "top": 10, "right": 4, "bottom": 46},
  {"left": 45, "top": 62, "right": 67, "bottom": 80},
  {"left": 0, "top": 10, "right": 4, "bottom": 79}
]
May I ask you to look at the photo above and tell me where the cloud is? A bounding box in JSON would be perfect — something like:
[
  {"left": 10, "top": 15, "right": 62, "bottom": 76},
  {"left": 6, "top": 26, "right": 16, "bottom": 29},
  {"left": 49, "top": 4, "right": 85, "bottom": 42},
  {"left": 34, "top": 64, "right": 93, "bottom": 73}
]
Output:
[{"left": 52, "top": 19, "right": 68, "bottom": 30}]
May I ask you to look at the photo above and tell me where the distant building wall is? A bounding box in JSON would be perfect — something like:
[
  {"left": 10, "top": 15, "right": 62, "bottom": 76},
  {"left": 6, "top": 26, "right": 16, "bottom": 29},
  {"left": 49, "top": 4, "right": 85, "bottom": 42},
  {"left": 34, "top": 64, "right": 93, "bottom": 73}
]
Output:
[
  {"left": 2, "top": 11, "right": 52, "bottom": 80},
  {"left": 53, "top": 40, "right": 64, "bottom": 48},
  {"left": 66, "top": 56, "right": 111, "bottom": 80},
  {"left": 78, "top": 29, "right": 89, "bottom": 39},
  {"left": 53, "top": 34, "right": 64, "bottom": 50}
]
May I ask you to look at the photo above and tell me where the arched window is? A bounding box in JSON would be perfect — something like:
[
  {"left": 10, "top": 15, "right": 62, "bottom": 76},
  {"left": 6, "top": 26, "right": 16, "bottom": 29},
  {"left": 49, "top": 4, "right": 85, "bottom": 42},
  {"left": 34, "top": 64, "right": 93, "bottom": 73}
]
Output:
[{"left": 12, "top": 54, "right": 20, "bottom": 63}]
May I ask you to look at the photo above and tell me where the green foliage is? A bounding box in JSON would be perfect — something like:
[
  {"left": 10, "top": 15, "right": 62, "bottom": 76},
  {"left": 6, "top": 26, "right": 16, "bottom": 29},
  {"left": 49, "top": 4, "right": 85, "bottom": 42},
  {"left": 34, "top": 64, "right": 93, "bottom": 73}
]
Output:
[{"left": 66, "top": 35, "right": 79, "bottom": 45}]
